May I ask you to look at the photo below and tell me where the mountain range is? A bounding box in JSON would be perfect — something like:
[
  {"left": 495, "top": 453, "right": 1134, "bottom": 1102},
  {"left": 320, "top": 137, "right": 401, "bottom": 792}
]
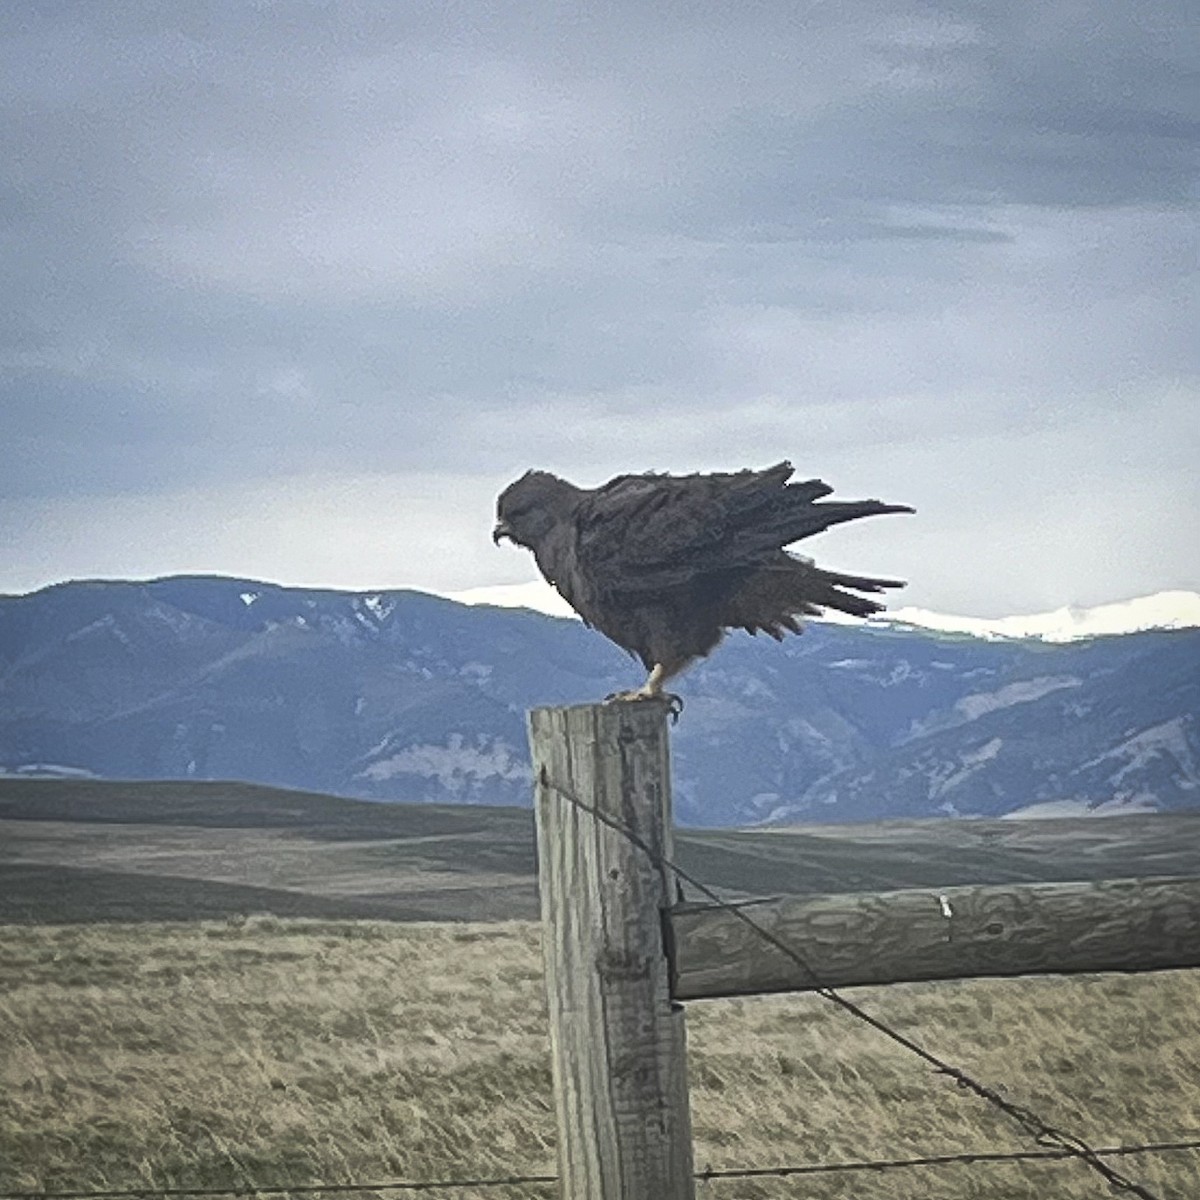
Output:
[{"left": 1, "top": 575, "right": 1197, "bottom": 826}]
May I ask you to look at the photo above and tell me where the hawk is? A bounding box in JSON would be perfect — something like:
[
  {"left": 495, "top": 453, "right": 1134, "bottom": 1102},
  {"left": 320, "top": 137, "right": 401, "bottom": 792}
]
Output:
[{"left": 493, "top": 461, "right": 912, "bottom": 706}]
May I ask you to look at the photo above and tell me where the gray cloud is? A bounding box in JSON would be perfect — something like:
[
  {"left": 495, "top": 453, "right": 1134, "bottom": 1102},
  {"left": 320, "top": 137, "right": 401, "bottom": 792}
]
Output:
[{"left": 1, "top": 0, "right": 1197, "bottom": 612}]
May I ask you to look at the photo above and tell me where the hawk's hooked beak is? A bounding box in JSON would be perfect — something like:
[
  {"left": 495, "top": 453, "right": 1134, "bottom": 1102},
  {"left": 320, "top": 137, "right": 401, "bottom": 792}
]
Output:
[{"left": 492, "top": 520, "right": 514, "bottom": 546}]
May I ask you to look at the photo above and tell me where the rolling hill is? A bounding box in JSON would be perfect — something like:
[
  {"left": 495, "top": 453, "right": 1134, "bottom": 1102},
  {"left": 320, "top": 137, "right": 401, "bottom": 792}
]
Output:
[{"left": 4, "top": 777, "right": 1199, "bottom": 924}]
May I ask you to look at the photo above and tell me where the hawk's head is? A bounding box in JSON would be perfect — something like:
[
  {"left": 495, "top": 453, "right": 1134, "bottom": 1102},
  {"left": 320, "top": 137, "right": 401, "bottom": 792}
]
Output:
[{"left": 493, "top": 470, "right": 576, "bottom": 550}]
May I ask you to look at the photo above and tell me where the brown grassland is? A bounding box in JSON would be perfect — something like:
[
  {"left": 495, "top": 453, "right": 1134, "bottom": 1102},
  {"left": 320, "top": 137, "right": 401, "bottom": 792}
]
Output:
[{"left": 2, "top": 917, "right": 1198, "bottom": 1200}]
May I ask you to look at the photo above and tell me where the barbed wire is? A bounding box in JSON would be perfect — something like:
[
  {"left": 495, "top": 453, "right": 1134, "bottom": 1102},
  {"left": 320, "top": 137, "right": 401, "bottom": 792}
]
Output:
[
  {"left": 4, "top": 1137, "right": 1198, "bottom": 1200},
  {"left": 0, "top": 1175, "right": 555, "bottom": 1200},
  {"left": 539, "top": 766, "right": 1167, "bottom": 1200},
  {"left": 697, "top": 1136, "right": 1200, "bottom": 1183},
  {"left": 0, "top": 1177, "right": 555, "bottom": 1200}
]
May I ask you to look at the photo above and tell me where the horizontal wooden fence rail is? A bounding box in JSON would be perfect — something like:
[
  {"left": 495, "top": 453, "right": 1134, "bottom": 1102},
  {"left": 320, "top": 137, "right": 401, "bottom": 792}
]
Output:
[{"left": 673, "top": 875, "right": 1200, "bottom": 1000}]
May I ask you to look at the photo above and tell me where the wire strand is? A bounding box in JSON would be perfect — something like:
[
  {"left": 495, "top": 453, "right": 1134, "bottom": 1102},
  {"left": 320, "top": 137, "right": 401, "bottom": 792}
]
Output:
[
  {"left": 0, "top": 1172, "right": 558, "bottom": 1200},
  {"left": 5, "top": 1138, "right": 1198, "bottom": 1200},
  {"left": 697, "top": 1137, "right": 1200, "bottom": 1182},
  {"left": 538, "top": 765, "right": 1166, "bottom": 1200}
]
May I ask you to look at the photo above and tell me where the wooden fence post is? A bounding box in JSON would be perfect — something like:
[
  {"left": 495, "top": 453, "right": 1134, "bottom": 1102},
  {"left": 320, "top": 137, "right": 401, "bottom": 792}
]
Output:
[{"left": 529, "top": 701, "right": 695, "bottom": 1200}]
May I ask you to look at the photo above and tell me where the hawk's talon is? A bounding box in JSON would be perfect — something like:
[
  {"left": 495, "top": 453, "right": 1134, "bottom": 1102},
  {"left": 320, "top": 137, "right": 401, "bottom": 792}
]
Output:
[{"left": 601, "top": 690, "right": 684, "bottom": 723}]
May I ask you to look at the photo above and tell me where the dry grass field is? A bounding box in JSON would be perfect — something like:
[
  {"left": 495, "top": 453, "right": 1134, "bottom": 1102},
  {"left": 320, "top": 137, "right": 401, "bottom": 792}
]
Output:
[{"left": 3, "top": 918, "right": 1198, "bottom": 1200}]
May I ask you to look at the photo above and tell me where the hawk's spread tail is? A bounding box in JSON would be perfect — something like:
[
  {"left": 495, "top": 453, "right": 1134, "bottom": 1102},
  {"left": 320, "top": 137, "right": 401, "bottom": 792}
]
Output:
[{"left": 727, "top": 554, "right": 904, "bottom": 640}]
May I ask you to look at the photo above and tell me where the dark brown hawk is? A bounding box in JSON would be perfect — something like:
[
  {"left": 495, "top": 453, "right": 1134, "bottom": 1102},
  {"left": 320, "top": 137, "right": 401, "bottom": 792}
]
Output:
[{"left": 493, "top": 461, "right": 912, "bottom": 705}]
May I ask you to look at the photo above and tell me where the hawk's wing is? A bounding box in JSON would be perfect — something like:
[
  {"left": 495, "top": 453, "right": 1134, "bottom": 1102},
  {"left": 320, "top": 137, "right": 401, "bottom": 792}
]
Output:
[{"left": 573, "top": 461, "right": 831, "bottom": 594}]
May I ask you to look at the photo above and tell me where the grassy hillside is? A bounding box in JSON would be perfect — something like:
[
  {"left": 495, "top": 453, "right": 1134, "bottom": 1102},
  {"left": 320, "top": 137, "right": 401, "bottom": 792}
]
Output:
[
  {"left": 1, "top": 918, "right": 1197, "bottom": 1199},
  {"left": 4, "top": 778, "right": 1200, "bottom": 924}
]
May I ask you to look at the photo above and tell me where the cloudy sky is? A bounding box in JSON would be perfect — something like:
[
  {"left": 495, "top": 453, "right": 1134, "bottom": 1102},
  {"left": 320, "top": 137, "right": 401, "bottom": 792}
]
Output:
[{"left": 2, "top": 0, "right": 1196, "bottom": 615}]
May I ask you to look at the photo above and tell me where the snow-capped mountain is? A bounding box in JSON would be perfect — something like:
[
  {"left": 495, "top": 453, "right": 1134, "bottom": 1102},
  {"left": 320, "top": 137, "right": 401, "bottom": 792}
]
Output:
[
  {"left": 444, "top": 582, "right": 1200, "bottom": 642},
  {"left": 883, "top": 590, "right": 1200, "bottom": 642},
  {"left": 438, "top": 581, "right": 578, "bottom": 618},
  {"left": 1, "top": 576, "right": 1198, "bottom": 825}
]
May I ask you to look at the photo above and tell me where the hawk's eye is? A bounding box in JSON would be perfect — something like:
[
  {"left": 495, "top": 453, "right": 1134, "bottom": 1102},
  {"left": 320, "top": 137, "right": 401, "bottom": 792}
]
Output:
[{"left": 501, "top": 497, "right": 534, "bottom": 522}]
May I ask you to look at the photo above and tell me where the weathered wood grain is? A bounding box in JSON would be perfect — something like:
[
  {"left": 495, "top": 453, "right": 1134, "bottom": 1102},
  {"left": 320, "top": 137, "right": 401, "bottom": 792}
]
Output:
[
  {"left": 674, "top": 876, "right": 1200, "bottom": 1000},
  {"left": 530, "top": 701, "right": 695, "bottom": 1200}
]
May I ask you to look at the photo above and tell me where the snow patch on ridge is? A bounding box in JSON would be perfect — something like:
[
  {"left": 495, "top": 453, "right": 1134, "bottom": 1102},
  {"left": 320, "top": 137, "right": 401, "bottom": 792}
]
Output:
[
  {"left": 1083, "top": 717, "right": 1198, "bottom": 785},
  {"left": 0, "top": 763, "right": 99, "bottom": 779},
  {"left": 1002, "top": 796, "right": 1161, "bottom": 819},
  {"left": 928, "top": 737, "right": 1003, "bottom": 798},
  {"left": 954, "top": 676, "right": 1081, "bottom": 720},
  {"left": 357, "top": 734, "right": 530, "bottom": 793},
  {"left": 362, "top": 594, "right": 394, "bottom": 621}
]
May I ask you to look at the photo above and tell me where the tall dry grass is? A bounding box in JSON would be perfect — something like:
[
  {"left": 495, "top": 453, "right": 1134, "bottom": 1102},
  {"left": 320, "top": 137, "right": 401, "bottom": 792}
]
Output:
[{"left": 2, "top": 917, "right": 1197, "bottom": 1199}]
